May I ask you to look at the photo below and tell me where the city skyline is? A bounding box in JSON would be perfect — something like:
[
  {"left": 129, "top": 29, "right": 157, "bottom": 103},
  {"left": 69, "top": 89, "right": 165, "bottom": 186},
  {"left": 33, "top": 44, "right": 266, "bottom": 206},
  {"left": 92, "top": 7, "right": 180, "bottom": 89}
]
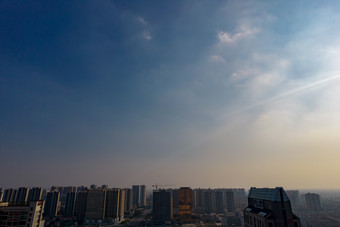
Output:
[{"left": 2, "top": 1, "right": 340, "bottom": 189}]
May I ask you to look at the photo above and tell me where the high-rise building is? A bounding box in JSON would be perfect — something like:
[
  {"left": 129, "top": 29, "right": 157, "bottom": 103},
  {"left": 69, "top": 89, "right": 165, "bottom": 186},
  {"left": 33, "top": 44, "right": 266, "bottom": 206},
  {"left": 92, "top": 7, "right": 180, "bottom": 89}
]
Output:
[
  {"left": 2, "top": 189, "right": 12, "bottom": 203},
  {"left": 153, "top": 189, "right": 173, "bottom": 225},
  {"left": 77, "top": 186, "right": 87, "bottom": 192},
  {"left": 90, "top": 184, "right": 97, "bottom": 190},
  {"left": 286, "top": 190, "right": 299, "bottom": 209},
  {"left": 63, "top": 186, "right": 76, "bottom": 194},
  {"left": 231, "top": 188, "right": 247, "bottom": 209},
  {"left": 15, "top": 187, "right": 29, "bottom": 205},
  {"left": 74, "top": 190, "right": 87, "bottom": 223},
  {"left": 102, "top": 185, "right": 108, "bottom": 189},
  {"left": 192, "top": 189, "right": 204, "bottom": 214},
  {"left": 215, "top": 190, "right": 224, "bottom": 214},
  {"left": 124, "top": 188, "right": 132, "bottom": 213},
  {"left": 3, "top": 188, "right": 17, "bottom": 203},
  {"left": 119, "top": 189, "right": 125, "bottom": 220},
  {"left": 44, "top": 191, "right": 60, "bottom": 217},
  {"left": 204, "top": 189, "right": 215, "bottom": 214},
  {"left": 41, "top": 189, "right": 48, "bottom": 201},
  {"left": 132, "top": 185, "right": 140, "bottom": 207},
  {"left": 11, "top": 189, "right": 17, "bottom": 204},
  {"left": 28, "top": 187, "right": 43, "bottom": 202},
  {"left": 50, "top": 186, "right": 63, "bottom": 194},
  {"left": 132, "top": 185, "right": 146, "bottom": 207},
  {"left": 178, "top": 187, "right": 192, "bottom": 223},
  {"left": 64, "top": 192, "right": 76, "bottom": 217},
  {"left": 172, "top": 189, "right": 178, "bottom": 216},
  {"left": 0, "top": 201, "right": 45, "bottom": 227},
  {"left": 243, "top": 187, "right": 300, "bottom": 227},
  {"left": 226, "top": 190, "right": 235, "bottom": 212},
  {"left": 305, "top": 193, "right": 322, "bottom": 211},
  {"left": 105, "top": 188, "right": 120, "bottom": 220},
  {"left": 85, "top": 189, "right": 106, "bottom": 220},
  {"left": 0, "top": 188, "right": 3, "bottom": 202},
  {"left": 140, "top": 185, "right": 146, "bottom": 206}
]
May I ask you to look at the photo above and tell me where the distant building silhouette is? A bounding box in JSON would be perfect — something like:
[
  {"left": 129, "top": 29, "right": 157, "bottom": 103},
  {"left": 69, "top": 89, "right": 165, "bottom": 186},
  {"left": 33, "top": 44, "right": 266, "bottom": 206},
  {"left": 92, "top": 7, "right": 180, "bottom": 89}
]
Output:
[
  {"left": 204, "top": 189, "right": 215, "bottom": 214},
  {"left": 102, "top": 185, "right": 108, "bottom": 189},
  {"left": 244, "top": 187, "right": 300, "bottom": 227},
  {"left": 192, "top": 188, "right": 239, "bottom": 214},
  {"left": 153, "top": 189, "right": 173, "bottom": 225},
  {"left": 305, "top": 193, "right": 322, "bottom": 211},
  {"left": 286, "top": 190, "right": 299, "bottom": 209},
  {"left": 192, "top": 188, "right": 204, "bottom": 213},
  {"left": 215, "top": 190, "right": 224, "bottom": 214},
  {"left": 77, "top": 186, "right": 88, "bottom": 192},
  {"left": 90, "top": 184, "right": 97, "bottom": 190},
  {"left": 231, "top": 188, "right": 247, "bottom": 209},
  {"left": 225, "top": 189, "right": 235, "bottom": 212}
]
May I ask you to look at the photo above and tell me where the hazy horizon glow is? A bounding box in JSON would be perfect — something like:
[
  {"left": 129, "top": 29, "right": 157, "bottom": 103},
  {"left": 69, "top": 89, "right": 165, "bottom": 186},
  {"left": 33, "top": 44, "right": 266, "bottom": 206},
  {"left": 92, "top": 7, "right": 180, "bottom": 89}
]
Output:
[{"left": 1, "top": 1, "right": 340, "bottom": 189}]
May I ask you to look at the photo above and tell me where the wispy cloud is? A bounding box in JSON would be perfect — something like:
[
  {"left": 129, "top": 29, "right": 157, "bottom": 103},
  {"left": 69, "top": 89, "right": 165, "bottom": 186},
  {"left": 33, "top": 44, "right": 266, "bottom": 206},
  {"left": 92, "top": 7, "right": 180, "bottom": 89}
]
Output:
[
  {"left": 138, "top": 16, "right": 147, "bottom": 25},
  {"left": 209, "top": 55, "right": 226, "bottom": 63},
  {"left": 142, "top": 30, "right": 152, "bottom": 40},
  {"left": 218, "top": 25, "right": 260, "bottom": 43},
  {"left": 138, "top": 16, "right": 152, "bottom": 40}
]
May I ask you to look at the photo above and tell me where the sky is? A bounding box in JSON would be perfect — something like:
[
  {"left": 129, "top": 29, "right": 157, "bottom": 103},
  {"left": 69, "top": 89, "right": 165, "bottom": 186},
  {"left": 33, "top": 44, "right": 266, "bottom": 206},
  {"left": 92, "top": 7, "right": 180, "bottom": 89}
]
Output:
[{"left": 1, "top": 0, "right": 340, "bottom": 190}]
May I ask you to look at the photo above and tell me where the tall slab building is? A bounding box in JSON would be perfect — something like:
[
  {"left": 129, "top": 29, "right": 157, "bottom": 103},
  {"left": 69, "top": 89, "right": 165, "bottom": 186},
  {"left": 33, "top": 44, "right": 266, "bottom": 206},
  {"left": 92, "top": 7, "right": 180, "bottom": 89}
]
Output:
[
  {"left": 105, "top": 188, "right": 120, "bottom": 220},
  {"left": 153, "top": 189, "right": 173, "bottom": 225},
  {"left": 178, "top": 187, "right": 192, "bottom": 223},
  {"left": 243, "top": 187, "right": 300, "bottom": 227},
  {"left": 28, "top": 187, "right": 43, "bottom": 202},
  {"left": 44, "top": 191, "right": 60, "bottom": 217},
  {"left": 124, "top": 188, "right": 132, "bottom": 213},
  {"left": 305, "top": 193, "right": 322, "bottom": 211},
  {"left": 64, "top": 192, "right": 76, "bottom": 217},
  {"left": 15, "top": 187, "right": 29, "bottom": 205},
  {"left": 85, "top": 189, "right": 106, "bottom": 220},
  {"left": 74, "top": 190, "right": 88, "bottom": 223},
  {"left": 132, "top": 185, "right": 146, "bottom": 207}
]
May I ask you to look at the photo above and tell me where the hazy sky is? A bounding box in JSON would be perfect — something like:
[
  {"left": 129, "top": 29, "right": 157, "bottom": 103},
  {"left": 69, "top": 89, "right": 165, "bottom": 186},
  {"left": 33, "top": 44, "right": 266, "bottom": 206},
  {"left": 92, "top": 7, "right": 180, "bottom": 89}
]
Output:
[{"left": 1, "top": 1, "right": 340, "bottom": 189}]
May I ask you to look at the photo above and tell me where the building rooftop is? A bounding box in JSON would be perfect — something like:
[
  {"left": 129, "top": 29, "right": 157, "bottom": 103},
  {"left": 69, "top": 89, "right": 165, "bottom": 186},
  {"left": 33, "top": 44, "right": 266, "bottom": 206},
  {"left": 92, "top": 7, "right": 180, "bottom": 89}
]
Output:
[
  {"left": 244, "top": 207, "right": 273, "bottom": 218},
  {"left": 248, "top": 187, "right": 290, "bottom": 202}
]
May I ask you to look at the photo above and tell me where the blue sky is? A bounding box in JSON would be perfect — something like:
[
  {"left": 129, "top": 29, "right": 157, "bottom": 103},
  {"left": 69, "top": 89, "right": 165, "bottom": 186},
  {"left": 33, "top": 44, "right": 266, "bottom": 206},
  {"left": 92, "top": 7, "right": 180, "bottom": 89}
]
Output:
[{"left": 1, "top": 0, "right": 340, "bottom": 189}]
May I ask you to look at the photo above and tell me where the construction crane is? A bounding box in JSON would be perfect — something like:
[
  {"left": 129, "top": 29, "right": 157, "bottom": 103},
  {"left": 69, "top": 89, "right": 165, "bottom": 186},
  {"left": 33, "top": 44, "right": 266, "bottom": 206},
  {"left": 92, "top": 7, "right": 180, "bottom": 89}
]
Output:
[{"left": 152, "top": 184, "right": 176, "bottom": 190}]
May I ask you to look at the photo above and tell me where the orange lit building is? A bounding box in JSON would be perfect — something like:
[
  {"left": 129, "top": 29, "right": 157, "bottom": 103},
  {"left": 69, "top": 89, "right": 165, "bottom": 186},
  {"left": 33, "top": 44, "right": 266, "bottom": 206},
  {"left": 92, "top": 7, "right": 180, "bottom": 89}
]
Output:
[{"left": 178, "top": 187, "right": 192, "bottom": 223}]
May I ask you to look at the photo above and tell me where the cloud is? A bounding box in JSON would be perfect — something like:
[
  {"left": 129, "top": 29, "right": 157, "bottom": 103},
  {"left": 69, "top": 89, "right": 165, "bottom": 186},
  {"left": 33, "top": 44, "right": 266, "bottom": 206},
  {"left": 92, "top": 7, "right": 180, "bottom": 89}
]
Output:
[
  {"left": 142, "top": 30, "right": 152, "bottom": 40},
  {"left": 209, "top": 55, "right": 226, "bottom": 63},
  {"left": 138, "top": 16, "right": 147, "bottom": 25},
  {"left": 137, "top": 16, "right": 151, "bottom": 40},
  {"left": 218, "top": 25, "right": 260, "bottom": 43}
]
